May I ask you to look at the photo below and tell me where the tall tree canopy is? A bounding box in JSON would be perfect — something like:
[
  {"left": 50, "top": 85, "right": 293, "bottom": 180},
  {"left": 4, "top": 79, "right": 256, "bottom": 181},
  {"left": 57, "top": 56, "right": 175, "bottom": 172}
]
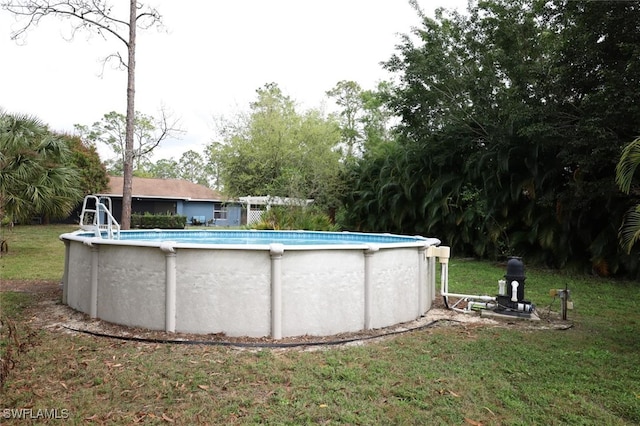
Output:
[
  {"left": 326, "top": 80, "right": 397, "bottom": 164},
  {"left": 0, "top": 111, "right": 83, "bottom": 223},
  {"left": 342, "top": 0, "right": 640, "bottom": 276},
  {"left": 213, "top": 83, "right": 343, "bottom": 208},
  {"left": 75, "top": 109, "right": 182, "bottom": 176},
  {"left": 61, "top": 133, "right": 109, "bottom": 196},
  {"left": 177, "top": 150, "right": 208, "bottom": 186},
  {"left": 326, "top": 80, "right": 365, "bottom": 161}
]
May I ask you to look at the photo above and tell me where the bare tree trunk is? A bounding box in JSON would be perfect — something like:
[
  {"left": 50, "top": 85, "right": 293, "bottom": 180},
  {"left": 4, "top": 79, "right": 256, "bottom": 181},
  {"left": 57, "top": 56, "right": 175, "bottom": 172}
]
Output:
[{"left": 121, "top": 0, "right": 137, "bottom": 230}]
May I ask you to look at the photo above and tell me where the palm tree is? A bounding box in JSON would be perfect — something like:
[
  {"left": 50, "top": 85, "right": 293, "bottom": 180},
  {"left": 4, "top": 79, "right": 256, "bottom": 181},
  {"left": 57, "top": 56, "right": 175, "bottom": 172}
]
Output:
[
  {"left": 0, "top": 111, "right": 82, "bottom": 226},
  {"left": 615, "top": 136, "right": 640, "bottom": 253}
]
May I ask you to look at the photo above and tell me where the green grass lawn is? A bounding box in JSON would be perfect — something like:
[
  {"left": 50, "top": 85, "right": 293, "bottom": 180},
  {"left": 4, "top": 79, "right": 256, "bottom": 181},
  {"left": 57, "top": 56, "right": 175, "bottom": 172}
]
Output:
[
  {"left": 1, "top": 226, "right": 639, "bottom": 424},
  {"left": 0, "top": 224, "right": 78, "bottom": 280}
]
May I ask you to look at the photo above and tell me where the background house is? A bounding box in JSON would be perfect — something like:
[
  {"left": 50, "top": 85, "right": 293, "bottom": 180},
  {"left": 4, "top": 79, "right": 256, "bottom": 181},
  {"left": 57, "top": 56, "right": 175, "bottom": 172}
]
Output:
[{"left": 97, "top": 176, "right": 242, "bottom": 227}]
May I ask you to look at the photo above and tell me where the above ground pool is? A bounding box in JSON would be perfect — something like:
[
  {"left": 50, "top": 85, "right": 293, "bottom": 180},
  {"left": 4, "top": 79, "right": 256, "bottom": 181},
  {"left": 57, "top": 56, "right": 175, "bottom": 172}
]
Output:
[{"left": 60, "top": 229, "right": 443, "bottom": 339}]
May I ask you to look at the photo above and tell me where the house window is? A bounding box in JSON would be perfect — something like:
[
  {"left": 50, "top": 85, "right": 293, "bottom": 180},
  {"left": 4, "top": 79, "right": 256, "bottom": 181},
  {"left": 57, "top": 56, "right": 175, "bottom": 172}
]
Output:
[{"left": 214, "top": 206, "right": 228, "bottom": 220}]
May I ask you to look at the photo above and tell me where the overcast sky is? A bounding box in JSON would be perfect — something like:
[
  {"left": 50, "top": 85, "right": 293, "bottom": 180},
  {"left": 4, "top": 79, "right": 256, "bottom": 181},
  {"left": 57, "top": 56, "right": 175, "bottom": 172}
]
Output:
[{"left": 1, "top": 0, "right": 467, "bottom": 161}]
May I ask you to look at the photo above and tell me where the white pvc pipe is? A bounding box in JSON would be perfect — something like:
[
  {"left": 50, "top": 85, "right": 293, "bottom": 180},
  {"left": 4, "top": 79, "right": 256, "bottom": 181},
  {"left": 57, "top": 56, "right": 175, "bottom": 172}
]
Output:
[
  {"left": 445, "top": 292, "right": 497, "bottom": 302},
  {"left": 418, "top": 245, "right": 427, "bottom": 316},
  {"left": 160, "top": 242, "right": 177, "bottom": 333},
  {"left": 431, "top": 254, "right": 437, "bottom": 301},
  {"left": 511, "top": 281, "right": 519, "bottom": 302},
  {"left": 436, "top": 245, "right": 497, "bottom": 306},
  {"left": 440, "top": 257, "right": 453, "bottom": 298}
]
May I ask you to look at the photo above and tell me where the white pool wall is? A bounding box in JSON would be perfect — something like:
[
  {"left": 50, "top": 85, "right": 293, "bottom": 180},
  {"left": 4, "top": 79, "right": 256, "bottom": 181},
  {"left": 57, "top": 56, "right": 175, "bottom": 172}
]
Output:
[{"left": 60, "top": 231, "right": 441, "bottom": 338}]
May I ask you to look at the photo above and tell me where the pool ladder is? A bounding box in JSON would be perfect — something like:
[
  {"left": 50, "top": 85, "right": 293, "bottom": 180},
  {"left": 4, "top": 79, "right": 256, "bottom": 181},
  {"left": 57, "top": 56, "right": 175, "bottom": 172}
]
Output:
[{"left": 79, "top": 195, "right": 121, "bottom": 239}]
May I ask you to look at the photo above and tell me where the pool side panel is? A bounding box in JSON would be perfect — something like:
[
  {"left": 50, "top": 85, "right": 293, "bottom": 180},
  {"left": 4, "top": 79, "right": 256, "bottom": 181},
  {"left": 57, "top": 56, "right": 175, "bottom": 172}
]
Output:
[
  {"left": 369, "top": 247, "right": 421, "bottom": 329},
  {"left": 280, "top": 250, "right": 365, "bottom": 337},
  {"left": 174, "top": 248, "right": 271, "bottom": 337},
  {"left": 97, "top": 245, "right": 166, "bottom": 330},
  {"left": 66, "top": 241, "right": 93, "bottom": 314}
]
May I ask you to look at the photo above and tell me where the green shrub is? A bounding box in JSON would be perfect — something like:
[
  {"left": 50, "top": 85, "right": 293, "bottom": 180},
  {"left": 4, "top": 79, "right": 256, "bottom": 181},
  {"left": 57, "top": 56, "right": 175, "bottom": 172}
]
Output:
[
  {"left": 253, "top": 206, "right": 339, "bottom": 231},
  {"left": 131, "top": 212, "right": 186, "bottom": 229}
]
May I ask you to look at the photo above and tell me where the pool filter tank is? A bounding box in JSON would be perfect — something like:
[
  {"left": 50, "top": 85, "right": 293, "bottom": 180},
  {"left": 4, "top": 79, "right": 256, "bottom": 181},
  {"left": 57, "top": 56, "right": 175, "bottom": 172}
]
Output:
[
  {"left": 506, "top": 256, "right": 526, "bottom": 301},
  {"left": 439, "top": 249, "right": 537, "bottom": 317},
  {"left": 496, "top": 257, "right": 534, "bottom": 313}
]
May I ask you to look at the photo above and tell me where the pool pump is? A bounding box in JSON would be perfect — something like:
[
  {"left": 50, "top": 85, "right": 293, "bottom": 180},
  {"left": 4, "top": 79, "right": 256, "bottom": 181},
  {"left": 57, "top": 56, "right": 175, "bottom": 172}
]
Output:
[
  {"left": 495, "top": 257, "right": 534, "bottom": 314},
  {"left": 439, "top": 252, "right": 536, "bottom": 318}
]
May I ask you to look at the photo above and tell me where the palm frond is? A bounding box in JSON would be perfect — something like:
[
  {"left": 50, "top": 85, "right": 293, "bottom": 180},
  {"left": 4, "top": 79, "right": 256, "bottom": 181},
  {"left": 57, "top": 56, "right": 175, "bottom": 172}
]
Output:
[
  {"left": 619, "top": 205, "right": 640, "bottom": 254},
  {"left": 616, "top": 137, "right": 640, "bottom": 194}
]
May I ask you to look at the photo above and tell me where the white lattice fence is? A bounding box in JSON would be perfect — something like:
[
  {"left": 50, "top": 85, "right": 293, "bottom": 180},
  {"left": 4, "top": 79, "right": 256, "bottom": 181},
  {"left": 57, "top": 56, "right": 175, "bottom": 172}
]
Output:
[
  {"left": 247, "top": 208, "right": 264, "bottom": 225},
  {"left": 240, "top": 196, "right": 314, "bottom": 226}
]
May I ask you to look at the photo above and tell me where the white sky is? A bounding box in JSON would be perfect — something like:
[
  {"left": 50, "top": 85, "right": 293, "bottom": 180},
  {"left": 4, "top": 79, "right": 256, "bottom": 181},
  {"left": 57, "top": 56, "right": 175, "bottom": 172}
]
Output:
[{"left": 1, "top": 0, "right": 467, "bottom": 161}]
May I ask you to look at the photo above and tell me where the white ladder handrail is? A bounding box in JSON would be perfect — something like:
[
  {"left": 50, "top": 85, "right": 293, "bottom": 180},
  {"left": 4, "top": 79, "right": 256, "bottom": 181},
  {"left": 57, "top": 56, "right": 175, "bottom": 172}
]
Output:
[{"left": 79, "top": 195, "right": 121, "bottom": 239}]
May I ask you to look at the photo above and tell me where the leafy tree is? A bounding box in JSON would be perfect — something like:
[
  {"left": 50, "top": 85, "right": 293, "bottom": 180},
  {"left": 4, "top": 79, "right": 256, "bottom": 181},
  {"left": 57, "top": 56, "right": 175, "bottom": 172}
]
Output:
[
  {"left": 214, "top": 83, "right": 342, "bottom": 208},
  {"left": 359, "top": 82, "right": 397, "bottom": 152},
  {"left": 204, "top": 142, "right": 224, "bottom": 190},
  {"left": 344, "top": 0, "right": 640, "bottom": 276},
  {"left": 60, "top": 133, "right": 109, "bottom": 195},
  {"left": 141, "top": 154, "right": 216, "bottom": 186},
  {"left": 0, "top": 111, "right": 82, "bottom": 224},
  {"left": 327, "top": 80, "right": 397, "bottom": 164},
  {"left": 144, "top": 158, "right": 180, "bottom": 180},
  {"left": 2, "top": 0, "right": 163, "bottom": 229},
  {"left": 178, "top": 150, "right": 208, "bottom": 186},
  {"left": 327, "top": 80, "right": 365, "bottom": 160},
  {"left": 75, "top": 110, "right": 182, "bottom": 176},
  {"left": 541, "top": 0, "right": 640, "bottom": 274}
]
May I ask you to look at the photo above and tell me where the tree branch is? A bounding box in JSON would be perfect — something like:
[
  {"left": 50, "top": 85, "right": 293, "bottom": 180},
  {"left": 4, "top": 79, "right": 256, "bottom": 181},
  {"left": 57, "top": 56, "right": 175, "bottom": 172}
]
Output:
[
  {"left": 2, "top": 0, "right": 161, "bottom": 47},
  {"left": 139, "top": 106, "right": 185, "bottom": 157},
  {"left": 3, "top": 0, "right": 129, "bottom": 46}
]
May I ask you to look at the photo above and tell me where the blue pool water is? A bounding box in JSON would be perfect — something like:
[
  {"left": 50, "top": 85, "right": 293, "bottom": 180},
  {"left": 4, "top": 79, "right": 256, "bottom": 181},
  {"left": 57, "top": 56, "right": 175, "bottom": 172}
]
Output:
[{"left": 89, "top": 230, "right": 427, "bottom": 246}]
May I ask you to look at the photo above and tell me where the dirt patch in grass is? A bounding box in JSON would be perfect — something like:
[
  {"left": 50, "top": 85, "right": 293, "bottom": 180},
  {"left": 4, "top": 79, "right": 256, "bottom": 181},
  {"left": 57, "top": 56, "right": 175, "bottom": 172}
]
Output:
[
  {"left": 0, "top": 279, "right": 60, "bottom": 294},
  {"left": 3, "top": 280, "right": 570, "bottom": 351}
]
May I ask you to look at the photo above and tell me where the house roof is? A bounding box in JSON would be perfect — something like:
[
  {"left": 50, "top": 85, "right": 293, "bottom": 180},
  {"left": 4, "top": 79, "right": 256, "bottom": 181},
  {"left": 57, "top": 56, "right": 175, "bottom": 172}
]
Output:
[{"left": 100, "top": 176, "right": 224, "bottom": 201}]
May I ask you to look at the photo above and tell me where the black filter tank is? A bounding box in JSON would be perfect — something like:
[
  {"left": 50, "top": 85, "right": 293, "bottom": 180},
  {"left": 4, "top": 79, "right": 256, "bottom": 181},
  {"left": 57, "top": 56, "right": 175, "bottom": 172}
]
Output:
[{"left": 505, "top": 256, "right": 526, "bottom": 302}]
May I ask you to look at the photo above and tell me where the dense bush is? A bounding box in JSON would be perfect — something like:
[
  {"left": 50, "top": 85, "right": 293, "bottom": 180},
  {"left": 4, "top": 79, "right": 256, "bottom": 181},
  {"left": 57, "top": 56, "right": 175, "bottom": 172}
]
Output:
[
  {"left": 253, "top": 206, "right": 339, "bottom": 231},
  {"left": 131, "top": 212, "right": 186, "bottom": 229},
  {"left": 342, "top": 0, "right": 640, "bottom": 277}
]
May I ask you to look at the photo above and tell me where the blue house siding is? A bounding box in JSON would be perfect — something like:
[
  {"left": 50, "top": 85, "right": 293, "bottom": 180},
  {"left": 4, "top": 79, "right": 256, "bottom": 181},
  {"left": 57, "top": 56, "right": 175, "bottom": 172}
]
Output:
[
  {"left": 183, "top": 201, "right": 242, "bottom": 227},
  {"left": 176, "top": 200, "right": 186, "bottom": 216},
  {"left": 183, "top": 201, "right": 214, "bottom": 225},
  {"left": 217, "top": 205, "right": 242, "bottom": 227}
]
